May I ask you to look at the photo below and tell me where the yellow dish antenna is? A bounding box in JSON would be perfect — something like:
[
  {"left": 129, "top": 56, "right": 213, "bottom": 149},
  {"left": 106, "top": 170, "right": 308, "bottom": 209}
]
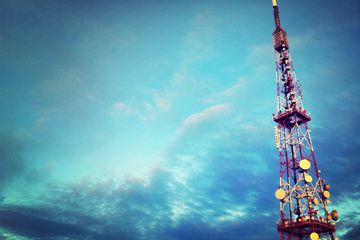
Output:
[
  {"left": 275, "top": 188, "right": 286, "bottom": 200},
  {"left": 323, "top": 190, "right": 331, "bottom": 199},
  {"left": 299, "top": 159, "right": 311, "bottom": 170},
  {"left": 310, "top": 232, "right": 319, "bottom": 240},
  {"left": 305, "top": 173, "right": 313, "bottom": 183}
]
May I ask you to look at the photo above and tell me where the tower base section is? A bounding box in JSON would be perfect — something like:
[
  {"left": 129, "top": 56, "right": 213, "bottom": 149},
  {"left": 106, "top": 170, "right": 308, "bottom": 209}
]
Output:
[{"left": 278, "top": 219, "right": 335, "bottom": 240}]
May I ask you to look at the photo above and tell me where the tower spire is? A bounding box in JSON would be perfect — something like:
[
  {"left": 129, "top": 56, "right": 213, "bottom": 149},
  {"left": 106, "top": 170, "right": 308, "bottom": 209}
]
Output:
[
  {"left": 272, "top": 0, "right": 281, "bottom": 29},
  {"left": 272, "top": 2, "right": 289, "bottom": 53},
  {"left": 270, "top": 1, "right": 338, "bottom": 239}
]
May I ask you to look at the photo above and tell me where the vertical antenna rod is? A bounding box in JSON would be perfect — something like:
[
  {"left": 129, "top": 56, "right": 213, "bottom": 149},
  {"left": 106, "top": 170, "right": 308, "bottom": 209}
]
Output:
[{"left": 272, "top": 0, "right": 281, "bottom": 29}]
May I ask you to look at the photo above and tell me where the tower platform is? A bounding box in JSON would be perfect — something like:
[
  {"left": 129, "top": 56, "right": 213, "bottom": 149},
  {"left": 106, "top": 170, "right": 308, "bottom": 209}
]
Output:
[
  {"left": 273, "top": 108, "right": 311, "bottom": 128},
  {"left": 278, "top": 219, "right": 335, "bottom": 239}
]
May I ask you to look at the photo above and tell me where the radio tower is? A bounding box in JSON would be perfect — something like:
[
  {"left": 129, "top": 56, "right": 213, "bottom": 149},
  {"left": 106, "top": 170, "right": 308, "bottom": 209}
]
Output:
[{"left": 271, "top": 1, "right": 338, "bottom": 239}]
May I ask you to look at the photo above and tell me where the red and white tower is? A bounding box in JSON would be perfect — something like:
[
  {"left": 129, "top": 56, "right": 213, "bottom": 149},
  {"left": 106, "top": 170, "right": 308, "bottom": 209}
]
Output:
[{"left": 271, "top": 1, "right": 338, "bottom": 239}]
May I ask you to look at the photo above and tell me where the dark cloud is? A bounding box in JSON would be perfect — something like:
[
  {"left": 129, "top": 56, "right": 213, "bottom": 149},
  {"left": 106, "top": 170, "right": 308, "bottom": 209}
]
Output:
[
  {"left": 310, "top": 103, "right": 360, "bottom": 199},
  {"left": 165, "top": 217, "right": 277, "bottom": 240},
  {"left": 0, "top": 131, "right": 26, "bottom": 190},
  {"left": 0, "top": 131, "right": 280, "bottom": 240},
  {"left": 0, "top": 131, "right": 52, "bottom": 192},
  {"left": 0, "top": 205, "right": 95, "bottom": 239},
  {"left": 21, "top": 168, "right": 174, "bottom": 239},
  {"left": 343, "top": 224, "right": 360, "bottom": 240},
  {"left": 0, "top": 117, "right": 351, "bottom": 240},
  {"left": 0, "top": 98, "right": 354, "bottom": 240}
]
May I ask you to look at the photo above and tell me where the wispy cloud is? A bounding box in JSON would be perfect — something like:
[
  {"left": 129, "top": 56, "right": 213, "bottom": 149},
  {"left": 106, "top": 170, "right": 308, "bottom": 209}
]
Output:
[
  {"left": 0, "top": 97, "right": 277, "bottom": 239},
  {"left": 202, "top": 77, "right": 249, "bottom": 104},
  {"left": 180, "top": 103, "right": 232, "bottom": 132},
  {"left": 181, "top": 13, "right": 224, "bottom": 65},
  {"left": 112, "top": 101, "right": 135, "bottom": 114},
  {"left": 110, "top": 93, "right": 172, "bottom": 120}
]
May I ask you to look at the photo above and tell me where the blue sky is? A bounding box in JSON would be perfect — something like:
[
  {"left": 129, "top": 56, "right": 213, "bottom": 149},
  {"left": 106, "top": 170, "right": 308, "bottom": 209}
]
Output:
[{"left": 0, "top": 0, "right": 360, "bottom": 239}]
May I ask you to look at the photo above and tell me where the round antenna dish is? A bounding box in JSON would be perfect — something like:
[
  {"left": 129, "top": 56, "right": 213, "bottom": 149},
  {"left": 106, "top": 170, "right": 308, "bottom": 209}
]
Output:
[
  {"left": 324, "top": 184, "right": 330, "bottom": 190},
  {"left": 275, "top": 188, "right": 286, "bottom": 200},
  {"left": 304, "top": 173, "right": 313, "bottom": 183},
  {"left": 323, "top": 190, "right": 330, "bottom": 199},
  {"left": 299, "top": 159, "right": 311, "bottom": 170},
  {"left": 313, "top": 197, "right": 319, "bottom": 205},
  {"left": 310, "top": 232, "right": 319, "bottom": 240},
  {"left": 331, "top": 210, "right": 338, "bottom": 221}
]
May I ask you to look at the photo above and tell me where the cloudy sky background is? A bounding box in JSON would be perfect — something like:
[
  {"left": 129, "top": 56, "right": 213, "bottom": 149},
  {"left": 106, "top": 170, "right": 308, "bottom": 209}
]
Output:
[{"left": 1, "top": 0, "right": 360, "bottom": 239}]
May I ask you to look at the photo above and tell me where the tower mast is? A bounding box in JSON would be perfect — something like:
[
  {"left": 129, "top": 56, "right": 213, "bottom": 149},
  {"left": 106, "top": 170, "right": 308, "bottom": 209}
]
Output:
[{"left": 271, "top": 1, "right": 338, "bottom": 239}]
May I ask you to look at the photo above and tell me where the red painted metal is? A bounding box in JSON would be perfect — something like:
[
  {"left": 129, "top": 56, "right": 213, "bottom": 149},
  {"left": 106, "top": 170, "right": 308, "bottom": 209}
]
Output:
[{"left": 271, "top": 1, "right": 337, "bottom": 239}]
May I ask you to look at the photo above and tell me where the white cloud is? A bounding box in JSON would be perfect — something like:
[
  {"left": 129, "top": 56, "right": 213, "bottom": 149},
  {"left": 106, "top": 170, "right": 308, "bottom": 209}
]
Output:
[
  {"left": 181, "top": 103, "right": 232, "bottom": 130},
  {"left": 203, "top": 77, "right": 249, "bottom": 104},
  {"left": 216, "top": 206, "right": 246, "bottom": 223},
  {"left": 112, "top": 101, "right": 135, "bottom": 114},
  {"left": 155, "top": 96, "right": 171, "bottom": 112},
  {"left": 219, "top": 81, "right": 244, "bottom": 98},
  {"left": 113, "top": 102, "right": 128, "bottom": 110},
  {"left": 139, "top": 94, "right": 172, "bottom": 120},
  {"left": 172, "top": 71, "right": 185, "bottom": 85}
]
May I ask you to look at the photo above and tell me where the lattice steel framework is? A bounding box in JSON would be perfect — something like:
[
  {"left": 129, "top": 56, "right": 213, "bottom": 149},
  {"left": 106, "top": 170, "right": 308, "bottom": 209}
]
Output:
[{"left": 271, "top": 1, "right": 338, "bottom": 239}]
